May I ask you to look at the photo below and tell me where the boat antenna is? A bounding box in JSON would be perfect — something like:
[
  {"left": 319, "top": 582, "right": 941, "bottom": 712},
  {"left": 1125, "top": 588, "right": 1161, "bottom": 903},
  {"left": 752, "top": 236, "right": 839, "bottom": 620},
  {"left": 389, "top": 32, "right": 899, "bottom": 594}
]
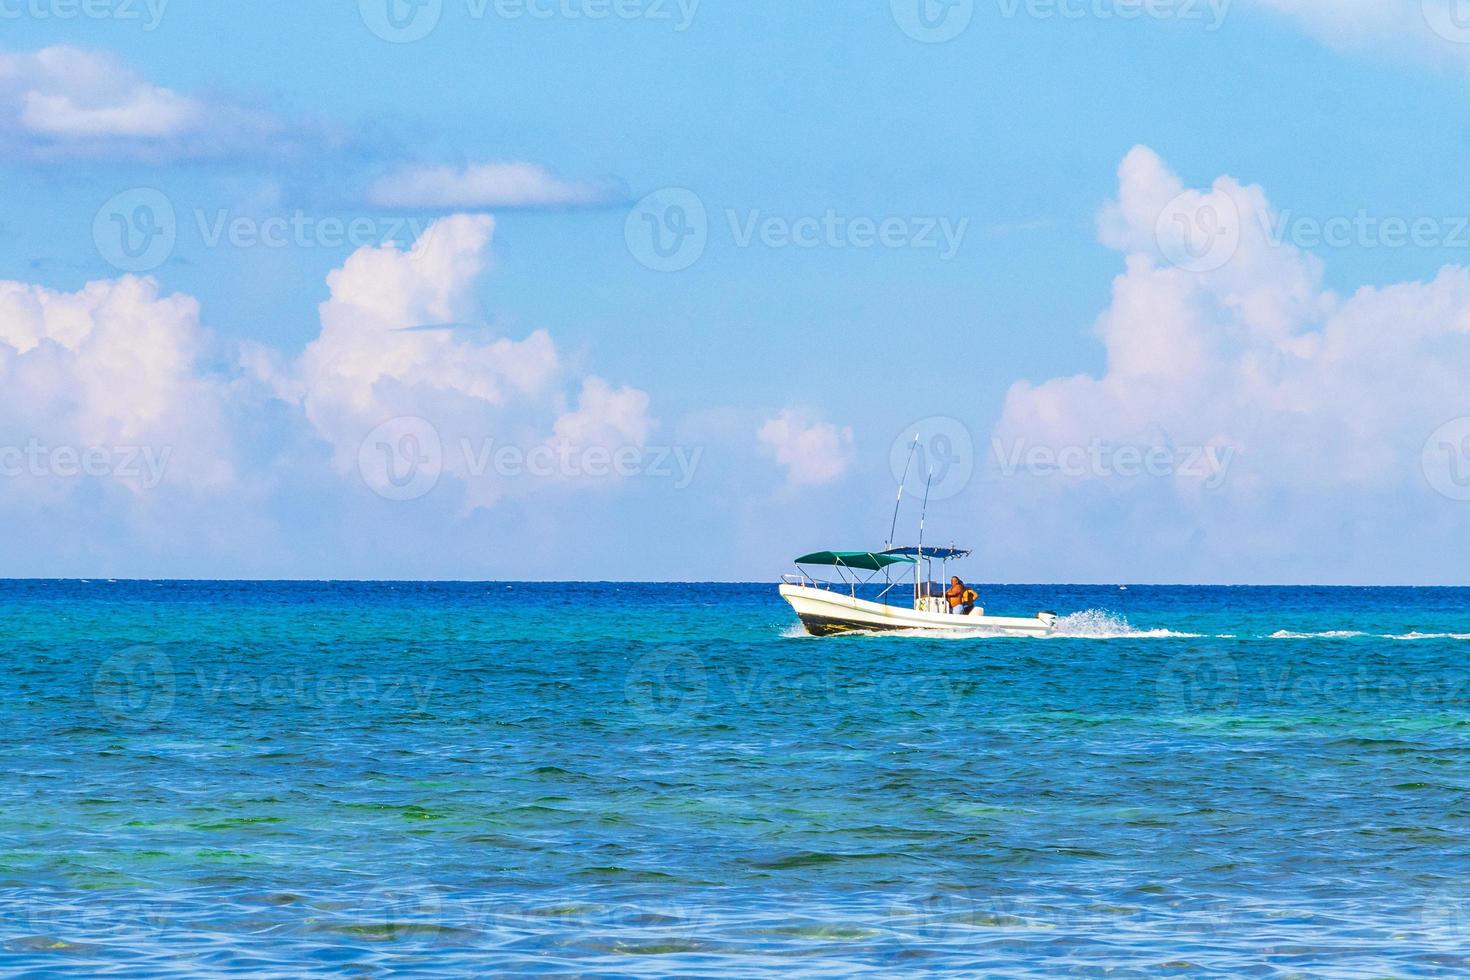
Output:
[
  {"left": 887, "top": 433, "right": 920, "bottom": 550},
  {"left": 914, "top": 469, "right": 933, "bottom": 605},
  {"left": 918, "top": 469, "right": 933, "bottom": 555}
]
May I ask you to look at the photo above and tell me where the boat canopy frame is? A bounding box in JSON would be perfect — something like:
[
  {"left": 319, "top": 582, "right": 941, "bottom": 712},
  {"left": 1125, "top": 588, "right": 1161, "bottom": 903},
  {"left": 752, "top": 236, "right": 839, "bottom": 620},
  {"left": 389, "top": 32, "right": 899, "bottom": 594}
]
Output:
[
  {"left": 790, "top": 551, "right": 915, "bottom": 601},
  {"left": 790, "top": 546, "right": 971, "bottom": 606}
]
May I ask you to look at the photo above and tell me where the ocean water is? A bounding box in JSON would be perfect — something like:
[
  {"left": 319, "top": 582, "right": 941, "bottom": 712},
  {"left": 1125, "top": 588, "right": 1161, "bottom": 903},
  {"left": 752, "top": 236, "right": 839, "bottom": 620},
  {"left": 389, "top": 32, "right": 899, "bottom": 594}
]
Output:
[{"left": 4, "top": 581, "right": 1470, "bottom": 977}]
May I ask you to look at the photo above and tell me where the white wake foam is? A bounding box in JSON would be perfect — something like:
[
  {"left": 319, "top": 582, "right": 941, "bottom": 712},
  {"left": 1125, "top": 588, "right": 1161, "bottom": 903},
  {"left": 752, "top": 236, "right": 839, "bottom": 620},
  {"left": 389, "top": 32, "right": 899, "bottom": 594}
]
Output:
[
  {"left": 1047, "top": 609, "right": 1202, "bottom": 639},
  {"left": 1270, "top": 630, "right": 1370, "bottom": 639},
  {"left": 1269, "top": 630, "right": 1470, "bottom": 640},
  {"left": 782, "top": 616, "right": 1470, "bottom": 642}
]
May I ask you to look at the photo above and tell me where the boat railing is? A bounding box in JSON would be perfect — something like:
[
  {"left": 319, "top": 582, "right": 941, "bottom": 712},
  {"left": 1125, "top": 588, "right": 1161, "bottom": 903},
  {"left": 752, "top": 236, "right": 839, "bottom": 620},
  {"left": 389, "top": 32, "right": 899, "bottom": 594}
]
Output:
[
  {"left": 784, "top": 572, "right": 851, "bottom": 593},
  {"left": 783, "top": 572, "right": 823, "bottom": 588},
  {"left": 785, "top": 573, "right": 908, "bottom": 604}
]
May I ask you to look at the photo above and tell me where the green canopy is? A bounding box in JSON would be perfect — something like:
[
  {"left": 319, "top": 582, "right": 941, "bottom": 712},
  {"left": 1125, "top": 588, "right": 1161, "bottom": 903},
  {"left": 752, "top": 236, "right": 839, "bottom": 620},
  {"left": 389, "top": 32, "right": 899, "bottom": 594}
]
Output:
[{"left": 794, "top": 551, "right": 916, "bottom": 572}]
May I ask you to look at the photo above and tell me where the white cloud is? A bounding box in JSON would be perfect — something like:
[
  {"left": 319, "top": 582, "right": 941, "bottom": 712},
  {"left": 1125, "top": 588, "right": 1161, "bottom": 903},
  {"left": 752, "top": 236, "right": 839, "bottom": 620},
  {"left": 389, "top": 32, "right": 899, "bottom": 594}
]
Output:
[
  {"left": 1246, "top": 0, "right": 1414, "bottom": 44},
  {"left": 0, "top": 211, "right": 659, "bottom": 575},
  {"left": 367, "top": 161, "right": 620, "bottom": 210},
  {"left": 296, "top": 213, "right": 556, "bottom": 441},
  {"left": 274, "top": 213, "right": 652, "bottom": 507},
  {"left": 554, "top": 378, "right": 653, "bottom": 449},
  {"left": 0, "top": 46, "right": 340, "bottom": 163},
  {"left": 23, "top": 85, "right": 198, "bottom": 140},
  {"left": 758, "top": 409, "right": 854, "bottom": 486},
  {"left": 0, "top": 47, "right": 198, "bottom": 138},
  {"left": 987, "top": 145, "right": 1470, "bottom": 581},
  {"left": 1241, "top": 0, "right": 1470, "bottom": 69},
  {"left": 0, "top": 274, "right": 236, "bottom": 494}
]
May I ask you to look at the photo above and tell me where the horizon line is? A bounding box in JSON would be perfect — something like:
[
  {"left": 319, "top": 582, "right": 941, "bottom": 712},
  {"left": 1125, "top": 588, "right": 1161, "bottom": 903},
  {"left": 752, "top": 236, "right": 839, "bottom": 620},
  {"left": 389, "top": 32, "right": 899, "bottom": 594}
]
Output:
[{"left": 3, "top": 578, "right": 1470, "bottom": 589}]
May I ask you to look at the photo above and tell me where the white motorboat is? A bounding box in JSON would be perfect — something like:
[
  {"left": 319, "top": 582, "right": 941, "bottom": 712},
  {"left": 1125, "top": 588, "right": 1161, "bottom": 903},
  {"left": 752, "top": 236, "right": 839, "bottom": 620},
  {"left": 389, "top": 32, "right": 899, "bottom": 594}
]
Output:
[{"left": 779, "top": 548, "right": 1058, "bottom": 637}]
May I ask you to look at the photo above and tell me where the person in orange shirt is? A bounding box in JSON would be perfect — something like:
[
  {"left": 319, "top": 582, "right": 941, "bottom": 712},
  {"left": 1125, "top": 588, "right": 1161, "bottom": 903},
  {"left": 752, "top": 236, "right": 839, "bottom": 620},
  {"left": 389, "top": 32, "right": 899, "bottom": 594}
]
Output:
[{"left": 945, "top": 577, "right": 975, "bottom": 615}]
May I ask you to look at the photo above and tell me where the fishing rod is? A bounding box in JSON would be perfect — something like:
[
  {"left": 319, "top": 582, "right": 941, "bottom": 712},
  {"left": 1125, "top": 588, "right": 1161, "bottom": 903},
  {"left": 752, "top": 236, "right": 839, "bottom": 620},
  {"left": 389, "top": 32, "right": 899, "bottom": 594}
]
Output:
[
  {"left": 918, "top": 468, "right": 933, "bottom": 557},
  {"left": 887, "top": 433, "right": 920, "bottom": 550},
  {"left": 914, "top": 469, "right": 934, "bottom": 604}
]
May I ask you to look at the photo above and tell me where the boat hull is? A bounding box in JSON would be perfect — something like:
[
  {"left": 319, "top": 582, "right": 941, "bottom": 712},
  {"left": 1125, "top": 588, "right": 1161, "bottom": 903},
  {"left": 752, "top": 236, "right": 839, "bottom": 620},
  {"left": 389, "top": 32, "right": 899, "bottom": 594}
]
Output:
[{"left": 779, "top": 584, "right": 1057, "bottom": 637}]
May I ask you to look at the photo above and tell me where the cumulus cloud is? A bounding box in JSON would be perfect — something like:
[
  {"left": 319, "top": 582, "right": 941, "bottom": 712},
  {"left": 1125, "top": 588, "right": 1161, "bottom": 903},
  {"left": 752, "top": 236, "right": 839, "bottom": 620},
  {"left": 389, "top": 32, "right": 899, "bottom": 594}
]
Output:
[
  {"left": 0, "top": 46, "right": 342, "bottom": 163},
  {"left": 987, "top": 145, "right": 1470, "bottom": 581},
  {"left": 0, "top": 274, "right": 236, "bottom": 495},
  {"left": 0, "top": 208, "right": 654, "bottom": 578},
  {"left": 270, "top": 213, "right": 653, "bottom": 507},
  {"left": 367, "top": 161, "right": 621, "bottom": 210},
  {"left": 758, "top": 410, "right": 854, "bottom": 486},
  {"left": 554, "top": 378, "right": 653, "bottom": 449}
]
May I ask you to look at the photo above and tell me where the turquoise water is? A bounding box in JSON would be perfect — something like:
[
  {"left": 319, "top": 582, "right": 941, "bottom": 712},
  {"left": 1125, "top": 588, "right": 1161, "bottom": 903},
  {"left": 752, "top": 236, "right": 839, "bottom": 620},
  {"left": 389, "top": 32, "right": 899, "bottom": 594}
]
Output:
[{"left": 5, "top": 581, "right": 1470, "bottom": 976}]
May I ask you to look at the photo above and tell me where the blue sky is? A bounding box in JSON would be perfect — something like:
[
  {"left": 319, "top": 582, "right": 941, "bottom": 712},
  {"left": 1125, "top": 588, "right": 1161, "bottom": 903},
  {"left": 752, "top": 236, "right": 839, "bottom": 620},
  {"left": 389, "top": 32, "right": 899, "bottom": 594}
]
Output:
[{"left": 5, "top": 0, "right": 1470, "bottom": 582}]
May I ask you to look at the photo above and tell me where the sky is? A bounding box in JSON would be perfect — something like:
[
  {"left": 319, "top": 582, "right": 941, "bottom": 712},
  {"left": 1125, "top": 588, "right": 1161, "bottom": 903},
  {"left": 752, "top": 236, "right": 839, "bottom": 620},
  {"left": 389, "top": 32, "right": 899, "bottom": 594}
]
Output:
[{"left": 4, "top": 0, "right": 1470, "bottom": 583}]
